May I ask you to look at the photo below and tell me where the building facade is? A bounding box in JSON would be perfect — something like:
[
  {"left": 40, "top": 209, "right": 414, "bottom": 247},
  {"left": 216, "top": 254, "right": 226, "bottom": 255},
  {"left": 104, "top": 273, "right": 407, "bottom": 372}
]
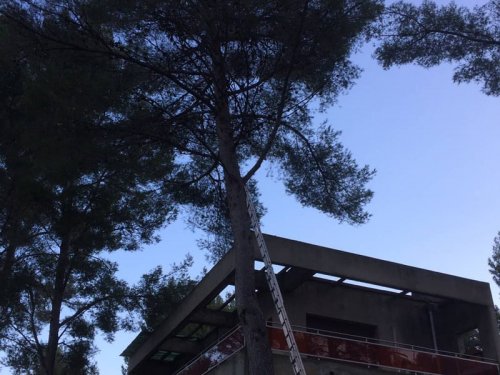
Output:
[{"left": 123, "top": 235, "right": 500, "bottom": 374}]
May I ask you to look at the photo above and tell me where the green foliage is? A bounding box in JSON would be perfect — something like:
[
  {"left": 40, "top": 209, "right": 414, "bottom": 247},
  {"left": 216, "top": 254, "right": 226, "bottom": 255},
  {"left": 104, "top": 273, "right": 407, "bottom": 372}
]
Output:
[
  {"left": 376, "top": 0, "right": 500, "bottom": 95},
  {"left": 4, "top": 0, "right": 381, "bottom": 223},
  {"left": 185, "top": 178, "right": 266, "bottom": 262},
  {"left": 0, "top": 13, "right": 178, "bottom": 374},
  {"left": 2, "top": 257, "right": 116, "bottom": 374},
  {"left": 131, "top": 256, "right": 196, "bottom": 332},
  {"left": 488, "top": 232, "right": 500, "bottom": 286},
  {"left": 272, "top": 124, "right": 375, "bottom": 224},
  {"left": 488, "top": 234, "right": 500, "bottom": 335},
  {"left": 72, "top": 0, "right": 380, "bottom": 256},
  {"left": 3, "top": 341, "right": 99, "bottom": 375},
  {"left": 1, "top": 1, "right": 384, "bottom": 372}
]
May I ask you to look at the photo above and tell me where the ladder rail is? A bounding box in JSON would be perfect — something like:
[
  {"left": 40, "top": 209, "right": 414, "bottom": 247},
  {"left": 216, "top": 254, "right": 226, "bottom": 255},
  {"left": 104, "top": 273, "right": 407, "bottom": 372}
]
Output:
[{"left": 244, "top": 186, "right": 307, "bottom": 375}]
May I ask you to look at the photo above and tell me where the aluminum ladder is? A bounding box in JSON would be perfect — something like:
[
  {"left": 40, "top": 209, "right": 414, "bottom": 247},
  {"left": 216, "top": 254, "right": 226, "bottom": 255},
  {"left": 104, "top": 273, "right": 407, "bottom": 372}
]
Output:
[{"left": 244, "top": 186, "right": 307, "bottom": 375}]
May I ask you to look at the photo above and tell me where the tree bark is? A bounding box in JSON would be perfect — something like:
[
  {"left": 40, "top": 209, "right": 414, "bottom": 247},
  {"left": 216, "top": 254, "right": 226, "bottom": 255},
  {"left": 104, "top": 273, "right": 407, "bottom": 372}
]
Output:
[
  {"left": 44, "top": 235, "right": 71, "bottom": 375},
  {"left": 0, "top": 209, "right": 22, "bottom": 329},
  {"left": 0, "top": 243, "right": 17, "bottom": 330},
  {"left": 0, "top": 243, "right": 17, "bottom": 293},
  {"left": 0, "top": 206, "right": 22, "bottom": 295},
  {"left": 226, "top": 177, "right": 275, "bottom": 375},
  {"left": 212, "top": 51, "right": 275, "bottom": 374}
]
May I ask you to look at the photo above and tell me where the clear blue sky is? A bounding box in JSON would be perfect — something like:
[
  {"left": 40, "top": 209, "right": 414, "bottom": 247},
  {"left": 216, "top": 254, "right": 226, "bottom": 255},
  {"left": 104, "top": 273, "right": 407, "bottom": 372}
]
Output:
[
  {"left": 12, "top": 1, "right": 496, "bottom": 374},
  {"left": 95, "top": 50, "right": 500, "bottom": 375}
]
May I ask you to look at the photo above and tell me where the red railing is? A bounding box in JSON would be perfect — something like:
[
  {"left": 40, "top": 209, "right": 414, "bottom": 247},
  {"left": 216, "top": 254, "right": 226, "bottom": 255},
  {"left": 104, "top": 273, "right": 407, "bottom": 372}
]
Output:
[
  {"left": 176, "top": 325, "right": 499, "bottom": 375},
  {"left": 175, "top": 327, "right": 245, "bottom": 375},
  {"left": 269, "top": 326, "right": 499, "bottom": 375}
]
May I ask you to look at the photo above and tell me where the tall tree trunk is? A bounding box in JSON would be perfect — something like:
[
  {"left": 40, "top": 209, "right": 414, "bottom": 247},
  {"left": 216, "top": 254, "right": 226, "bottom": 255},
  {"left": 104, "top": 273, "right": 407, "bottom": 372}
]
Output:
[
  {"left": 0, "top": 209, "right": 22, "bottom": 328},
  {"left": 0, "top": 243, "right": 17, "bottom": 329},
  {"left": 0, "top": 243, "right": 17, "bottom": 293},
  {"left": 226, "top": 177, "right": 275, "bottom": 375},
  {"left": 212, "top": 55, "right": 275, "bottom": 374},
  {"left": 44, "top": 235, "right": 71, "bottom": 375},
  {"left": 0, "top": 206, "right": 21, "bottom": 295}
]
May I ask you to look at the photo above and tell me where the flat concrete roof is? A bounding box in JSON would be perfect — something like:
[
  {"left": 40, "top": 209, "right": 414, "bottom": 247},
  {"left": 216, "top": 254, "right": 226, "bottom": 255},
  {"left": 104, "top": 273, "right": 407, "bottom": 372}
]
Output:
[{"left": 261, "top": 235, "right": 493, "bottom": 306}]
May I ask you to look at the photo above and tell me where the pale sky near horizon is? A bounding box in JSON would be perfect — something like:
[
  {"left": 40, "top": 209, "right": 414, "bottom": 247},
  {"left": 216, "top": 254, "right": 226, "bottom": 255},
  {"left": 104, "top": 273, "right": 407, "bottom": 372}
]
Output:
[{"left": 2, "top": 1, "right": 499, "bottom": 374}]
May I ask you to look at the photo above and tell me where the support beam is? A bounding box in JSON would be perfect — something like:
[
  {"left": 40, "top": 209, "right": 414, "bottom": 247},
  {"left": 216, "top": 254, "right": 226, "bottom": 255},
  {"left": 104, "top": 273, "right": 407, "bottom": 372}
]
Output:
[
  {"left": 277, "top": 267, "right": 315, "bottom": 293},
  {"left": 127, "top": 250, "right": 235, "bottom": 373},
  {"left": 189, "top": 309, "right": 237, "bottom": 327}
]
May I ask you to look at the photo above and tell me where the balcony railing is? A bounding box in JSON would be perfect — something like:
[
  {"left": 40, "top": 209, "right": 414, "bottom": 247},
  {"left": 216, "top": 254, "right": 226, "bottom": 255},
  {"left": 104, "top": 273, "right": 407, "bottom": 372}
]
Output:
[
  {"left": 175, "top": 326, "right": 245, "bottom": 375},
  {"left": 176, "top": 324, "right": 499, "bottom": 375}
]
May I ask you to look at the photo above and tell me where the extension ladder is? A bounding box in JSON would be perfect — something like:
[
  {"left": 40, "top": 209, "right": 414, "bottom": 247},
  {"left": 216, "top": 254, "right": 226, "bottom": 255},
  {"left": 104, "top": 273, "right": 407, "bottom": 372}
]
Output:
[{"left": 244, "top": 186, "right": 307, "bottom": 375}]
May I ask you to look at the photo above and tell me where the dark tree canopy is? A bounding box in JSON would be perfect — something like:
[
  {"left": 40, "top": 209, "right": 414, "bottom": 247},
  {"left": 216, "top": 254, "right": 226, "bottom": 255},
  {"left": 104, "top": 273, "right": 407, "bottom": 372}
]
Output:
[
  {"left": 489, "top": 232, "right": 500, "bottom": 286},
  {"left": 107, "top": 0, "right": 378, "bottom": 248},
  {"left": 488, "top": 233, "right": 500, "bottom": 335},
  {"left": 0, "top": 14, "right": 179, "bottom": 375},
  {"left": 0, "top": 1, "right": 383, "bottom": 373},
  {"left": 131, "top": 256, "right": 196, "bottom": 333},
  {"left": 376, "top": 0, "right": 500, "bottom": 95},
  {"left": 1, "top": 0, "right": 380, "bottom": 233}
]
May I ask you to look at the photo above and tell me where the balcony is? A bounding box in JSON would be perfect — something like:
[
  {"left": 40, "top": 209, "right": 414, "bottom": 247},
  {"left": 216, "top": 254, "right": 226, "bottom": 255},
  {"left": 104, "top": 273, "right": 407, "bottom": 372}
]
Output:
[{"left": 176, "top": 324, "right": 499, "bottom": 375}]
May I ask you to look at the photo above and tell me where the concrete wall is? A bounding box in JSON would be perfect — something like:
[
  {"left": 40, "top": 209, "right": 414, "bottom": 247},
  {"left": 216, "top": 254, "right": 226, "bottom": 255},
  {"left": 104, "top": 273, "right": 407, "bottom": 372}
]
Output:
[
  {"left": 274, "top": 354, "right": 394, "bottom": 375},
  {"left": 210, "top": 351, "right": 247, "bottom": 375},
  {"left": 260, "top": 279, "right": 437, "bottom": 348},
  {"left": 211, "top": 351, "right": 394, "bottom": 375},
  {"left": 205, "top": 279, "right": 498, "bottom": 375},
  {"left": 260, "top": 280, "right": 498, "bottom": 359},
  {"left": 436, "top": 301, "right": 499, "bottom": 359},
  {"left": 258, "top": 278, "right": 500, "bottom": 357},
  {"left": 209, "top": 278, "right": 500, "bottom": 375}
]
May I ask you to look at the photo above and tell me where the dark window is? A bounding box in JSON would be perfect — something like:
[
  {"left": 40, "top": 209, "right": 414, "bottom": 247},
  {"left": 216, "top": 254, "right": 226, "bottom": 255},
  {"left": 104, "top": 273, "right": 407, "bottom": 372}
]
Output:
[
  {"left": 457, "top": 328, "right": 483, "bottom": 357},
  {"left": 306, "top": 314, "right": 377, "bottom": 339}
]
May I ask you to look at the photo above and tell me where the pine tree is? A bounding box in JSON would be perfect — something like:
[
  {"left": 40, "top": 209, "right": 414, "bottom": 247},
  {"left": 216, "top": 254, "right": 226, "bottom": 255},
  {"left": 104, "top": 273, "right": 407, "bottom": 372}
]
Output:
[
  {"left": 0, "top": 14, "right": 177, "bottom": 375},
  {"left": 376, "top": 0, "right": 500, "bottom": 96},
  {"left": 1, "top": 1, "right": 383, "bottom": 372}
]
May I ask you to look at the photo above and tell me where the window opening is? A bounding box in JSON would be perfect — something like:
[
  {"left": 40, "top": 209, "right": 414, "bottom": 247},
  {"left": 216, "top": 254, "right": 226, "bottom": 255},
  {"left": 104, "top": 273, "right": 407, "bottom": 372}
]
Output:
[{"left": 457, "top": 328, "right": 483, "bottom": 357}]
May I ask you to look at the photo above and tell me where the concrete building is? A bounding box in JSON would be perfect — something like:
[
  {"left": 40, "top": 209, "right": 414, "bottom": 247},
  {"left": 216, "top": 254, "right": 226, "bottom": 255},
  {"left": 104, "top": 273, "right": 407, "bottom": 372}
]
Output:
[{"left": 122, "top": 234, "right": 500, "bottom": 374}]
